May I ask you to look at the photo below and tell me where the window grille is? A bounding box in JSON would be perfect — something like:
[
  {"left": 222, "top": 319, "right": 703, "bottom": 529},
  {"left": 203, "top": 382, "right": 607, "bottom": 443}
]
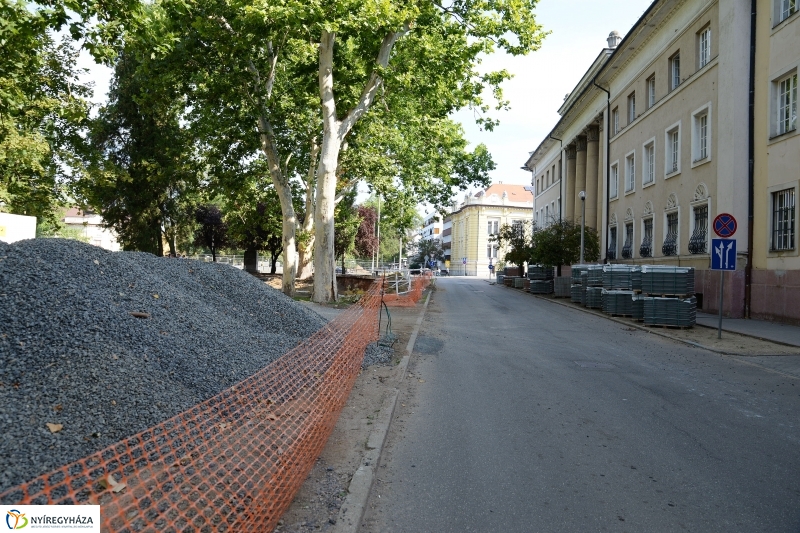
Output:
[
  {"left": 772, "top": 188, "right": 796, "bottom": 251},
  {"left": 607, "top": 227, "right": 617, "bottom": 260},
  {"left": 663, "top": 212, "right": 679, "bottom": 256},
  {"left": 688, "top": 205, "right": 708, "bottom": 254},
  {"left": 778, "top": 73, "right": 797, "bottom": 135},
  {"left": 640, "top": 218, "right": 653, "bottom": 257},
  {"left": 622, "top": 223, "right": 634, "bottom": 259}
]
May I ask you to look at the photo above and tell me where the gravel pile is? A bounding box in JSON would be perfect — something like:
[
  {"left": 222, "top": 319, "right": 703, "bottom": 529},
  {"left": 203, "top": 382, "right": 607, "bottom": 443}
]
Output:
[{"left": 0, "top": 238, "right": 340, "bottom": 493}]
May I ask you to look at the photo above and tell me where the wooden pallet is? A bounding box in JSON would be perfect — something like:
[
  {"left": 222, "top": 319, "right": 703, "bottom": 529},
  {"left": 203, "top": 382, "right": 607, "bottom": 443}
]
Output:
[{"left": 644, "top": 323, "right": 694, "bottom": 329}]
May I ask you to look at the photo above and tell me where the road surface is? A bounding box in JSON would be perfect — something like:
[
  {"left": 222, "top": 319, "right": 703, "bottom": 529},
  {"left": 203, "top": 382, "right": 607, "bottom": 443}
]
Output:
[{"left": 360, "top": 277, "right": 800, "bottom": 533}]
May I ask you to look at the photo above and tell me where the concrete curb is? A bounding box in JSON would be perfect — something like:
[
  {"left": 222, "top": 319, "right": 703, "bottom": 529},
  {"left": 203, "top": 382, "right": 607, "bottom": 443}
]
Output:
[{"left": 331, "top": 291, "right": 432, "bottom": 533}]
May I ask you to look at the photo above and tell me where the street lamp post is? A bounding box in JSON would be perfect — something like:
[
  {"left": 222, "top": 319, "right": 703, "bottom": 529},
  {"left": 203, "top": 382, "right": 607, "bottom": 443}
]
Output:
[{"left": 579, "top": 190, "right": 586, "bottom": 264}]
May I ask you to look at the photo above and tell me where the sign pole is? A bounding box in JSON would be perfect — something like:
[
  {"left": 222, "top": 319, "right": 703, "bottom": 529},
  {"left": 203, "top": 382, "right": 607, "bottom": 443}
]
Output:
[{"left": 718, "top": 270, "right": 724, "bottom": 339}]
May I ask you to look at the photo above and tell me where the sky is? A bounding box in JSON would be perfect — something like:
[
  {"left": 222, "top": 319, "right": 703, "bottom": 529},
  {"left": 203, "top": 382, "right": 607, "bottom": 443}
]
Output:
[
  {"left": 452, "top": 0, "right": 654, "bottom": 188},
  {"left": 77, "top": 0, "right": 655, "bottom": 192}
]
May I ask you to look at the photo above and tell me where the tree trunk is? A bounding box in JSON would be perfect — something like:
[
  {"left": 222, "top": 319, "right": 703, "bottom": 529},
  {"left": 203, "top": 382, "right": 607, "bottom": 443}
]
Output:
[
  {"left": 297, "top": 138, "right": 319, "bottom": 279},
  {"left": 312, "top": 30, "right": 341, "bottom": 303},
  {"left": 270, "top": 253, "right": 277, "bottom": 274},
  {"left": 312, "top": 133, "right": 341, "bottom": 302}
]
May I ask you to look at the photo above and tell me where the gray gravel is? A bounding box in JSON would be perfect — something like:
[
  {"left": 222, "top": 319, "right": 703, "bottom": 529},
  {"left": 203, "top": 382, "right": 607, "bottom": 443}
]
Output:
[{"left": 0, "top": 238, "right": 337, "bottom": 493}]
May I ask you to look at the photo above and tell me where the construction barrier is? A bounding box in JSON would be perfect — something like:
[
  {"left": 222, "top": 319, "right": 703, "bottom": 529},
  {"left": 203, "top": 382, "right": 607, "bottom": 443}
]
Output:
[
  {"left": 1, "top": 283, "right": 383, "bottom": 532},
  {"left": 382, "top": 273, "right": 432, "bottom": 307}
]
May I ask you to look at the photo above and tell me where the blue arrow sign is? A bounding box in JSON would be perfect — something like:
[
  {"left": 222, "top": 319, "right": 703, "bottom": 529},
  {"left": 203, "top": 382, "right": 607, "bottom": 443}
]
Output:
[{"left": 711, "top": 238, "right": 736, "bottom": 271}]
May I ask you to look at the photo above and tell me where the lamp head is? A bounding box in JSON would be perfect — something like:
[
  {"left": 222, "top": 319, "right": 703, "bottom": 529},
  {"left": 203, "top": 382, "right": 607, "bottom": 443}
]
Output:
[{"left": 579, "top": 190, "right": 586, "bottom": 200}]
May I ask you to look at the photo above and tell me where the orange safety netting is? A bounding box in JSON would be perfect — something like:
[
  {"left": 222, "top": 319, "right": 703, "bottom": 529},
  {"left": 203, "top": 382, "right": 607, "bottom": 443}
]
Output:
[
  {"left": 0, "top": 282, "right": 382, "bottom": 532},
  {"left": 381, "top": 273, "right": 432, "bottom": 307}
]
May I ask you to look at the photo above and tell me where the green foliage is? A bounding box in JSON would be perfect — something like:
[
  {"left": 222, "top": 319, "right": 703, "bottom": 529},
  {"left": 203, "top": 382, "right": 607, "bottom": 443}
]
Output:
[
  {"left": 224, "top": 184, "right": 287, "bottom": 273},
  {"left": 0, "top": 26, "right": 93, "bottom": 228},
  {"left": 333, "top": 188, "right": 361, "bottom": 270},
  {"left": 530, "top": 219, "right": 600, "bottom": 267},
  {"left": 78, "top": 47, "right": 201, "bottom": 255},
  {"left": 411, "top": 238, "right": 444, "bottom": 267},
  {"left": 492, "top": 220, "right": 533, "bottom": 272},
  {"left": 193, "top": 204, "right": 229, "bottom": 261}
]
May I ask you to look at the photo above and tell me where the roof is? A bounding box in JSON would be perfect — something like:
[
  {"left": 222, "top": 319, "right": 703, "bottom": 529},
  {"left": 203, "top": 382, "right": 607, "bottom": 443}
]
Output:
[{"left": 483, "top": 184, "right": 533, "bottom": 202}]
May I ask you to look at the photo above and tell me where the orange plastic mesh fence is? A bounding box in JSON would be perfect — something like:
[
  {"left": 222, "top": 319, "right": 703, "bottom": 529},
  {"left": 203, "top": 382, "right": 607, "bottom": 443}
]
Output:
[
  {"left": 382, "top": 273, "right": 431, "bottom": 307},
  {"left": 1, "top": 282, "right": 382, "bottom": 532}
]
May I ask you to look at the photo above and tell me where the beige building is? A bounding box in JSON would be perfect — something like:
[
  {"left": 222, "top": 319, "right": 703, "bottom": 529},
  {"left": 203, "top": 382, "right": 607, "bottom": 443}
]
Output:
[
  {"left": 752, "top": 0, "right": 799, "bottom": 322},
  {"left": 449, "top": 184, "right": 533, "bottom": 276},
  {"left": 525, "top": 0, "right": 756, "bottom": 317},
  {"left": 62, "top": 208, "right": 121, "bottom": 252}
]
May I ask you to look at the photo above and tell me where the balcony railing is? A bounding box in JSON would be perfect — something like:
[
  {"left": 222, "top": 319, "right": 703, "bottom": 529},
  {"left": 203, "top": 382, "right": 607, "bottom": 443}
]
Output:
[
  {"left": 621, "top": 240, "right": 633, "bottom": 259},
  {"left": 662, "top": 231, "right": 678, "bottom": 256}
]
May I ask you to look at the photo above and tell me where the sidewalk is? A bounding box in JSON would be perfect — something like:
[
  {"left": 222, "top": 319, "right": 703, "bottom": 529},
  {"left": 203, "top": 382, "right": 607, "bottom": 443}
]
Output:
[{"left": 696, "top": 313, "right": 800, "bottom": 348}]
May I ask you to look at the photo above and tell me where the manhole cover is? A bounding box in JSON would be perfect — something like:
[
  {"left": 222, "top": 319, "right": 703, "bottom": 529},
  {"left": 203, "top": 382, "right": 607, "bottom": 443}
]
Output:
[{"left": 574, "top": 361, "right": 616, "bottom": 370}]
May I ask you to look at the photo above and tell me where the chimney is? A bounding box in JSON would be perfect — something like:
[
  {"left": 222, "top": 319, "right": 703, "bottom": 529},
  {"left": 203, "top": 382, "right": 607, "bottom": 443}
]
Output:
[{"left": 607, "top": 30, "right": 622, "bottom": 49}]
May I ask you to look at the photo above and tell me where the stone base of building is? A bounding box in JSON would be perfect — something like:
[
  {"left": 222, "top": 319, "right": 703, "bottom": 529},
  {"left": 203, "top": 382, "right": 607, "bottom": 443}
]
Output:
[{"left": 749, "top": 269, "right": 800, "bottom": 325}]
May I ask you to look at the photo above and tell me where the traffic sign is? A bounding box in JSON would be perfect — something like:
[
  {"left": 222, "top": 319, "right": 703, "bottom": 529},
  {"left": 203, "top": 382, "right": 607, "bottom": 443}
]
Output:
[
  {"left": 711, "top": 238, "right": 736, "bottom": 270},
  {"left": 713, "top": 213, "right": 737, "bottom": 238},
  {"left": 462, "top": 257, "right": 467, "bottom": 265}
]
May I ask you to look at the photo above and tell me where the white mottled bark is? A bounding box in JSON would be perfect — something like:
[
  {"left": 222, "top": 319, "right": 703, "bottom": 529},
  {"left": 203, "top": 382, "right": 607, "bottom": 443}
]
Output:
[
  {"left": 298, "top": 137, "right": 319, "bottom": 279},
  {"left": 312, "top": 24, "right": 411, "bottom": 303}
]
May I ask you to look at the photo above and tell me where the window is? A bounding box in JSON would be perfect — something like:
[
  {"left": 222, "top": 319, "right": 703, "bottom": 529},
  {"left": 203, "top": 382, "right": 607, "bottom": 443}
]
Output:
[
  {"left": 628, "top": 92, "right": 636, "bottom": 123},
  {"left": 777, "top": 73, "right": 797, "bottom": 135},
  {"left": 607, "top": 226, "right": 617, "bottom": 260},
  {"left": 689, "top": 204, "right": 709, "bottom": 254},
  {"left": 643, "top": 141, "right": 655, "bottom": 185},
  {"left": 622, "top": 222, "right": 634, "bottom": 259},
  {"left": 546, "top": 170, "right": 550, "bottom": 187},
  {"left": 698, "top": 27, "right": 711, "bottom": 68},
  {"left": 778, "top": 0, "right": 797, "bottom": 23},
  {"left": 666, "top": 125, "right": 680, "bottom": 175},
  {"left": 610, "top": 163, "right": 619, "bottom": 199},
  {"left": 625, "top": 153, "right": 635, "bottom": 193},
  {"left": 640, "top": 218, "right": 653, "bottom": 258},
  {"left": 612, "top": 107, "right": 619, "bottom": 135},
  {"left": 488, "top": 219, "right": 499, "bottom": 235},
  {"left": 647, "top": 76, "right": 656, "bottom": 108},
  {"left": 663, "top": 212, "right": 679, "bottom": 256},
  {"left": 691, "top": 107, "right": 711, "bottom": 163},
  {"left": 772, "top": 188, "right": 796, "bottom": 250},
  {"left": 487, "top": 244, "right": 498, "bottom": 258},
  {"left": 670, "top": 53, "right": 681, "bottom": 90}
]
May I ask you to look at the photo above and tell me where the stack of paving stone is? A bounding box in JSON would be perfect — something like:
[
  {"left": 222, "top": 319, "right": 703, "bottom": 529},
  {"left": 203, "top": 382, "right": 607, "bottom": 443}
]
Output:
[
  {"left": 513, "top": 277, "right": 525, "bottom": 289},
  {"left": 585, "top": 287, "right": 603, "bottom": 308},
  {"left": 603, "top": 290, "right": 635, "bottom": 316},
  {"left": 631, "top": 267, "right": 643, "bottom": 292},
  {"left": 642, "top": 296, "right": 697, "bottom": 327},
  {"left": 554, "top": 276, "right": 572, "bottom": 298},
  {"left": 639, "top": 266, "right": 696, "bottom": 327},
  {"left": 602, "top": 264, "right": 635, "bottom": 290},
  {"left": 571, "top": 264, "right": 589, "bottom": 303},
  {"left": 640, "top": 266, "right": 695, "bottom": 295},
  {"left": 601, "top": 264, "right": 635, "bottom": 317},
  {"left": 528, "top": 265, "right": 555, "bottom": 281},
  {"left": 529, "top": 279, "right": 555, "bottom": 294},
  {"left": 496, "top": 273, "right": 504, "bottom": 284},
  {"left": 632, "top": 294, "right": 645, "bottom": 321}
]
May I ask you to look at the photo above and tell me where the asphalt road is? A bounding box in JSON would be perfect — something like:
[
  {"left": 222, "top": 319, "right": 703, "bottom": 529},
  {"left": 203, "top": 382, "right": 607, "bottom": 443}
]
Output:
[{"left": 360, "top": 277, "right": 800, "bottom": 533}]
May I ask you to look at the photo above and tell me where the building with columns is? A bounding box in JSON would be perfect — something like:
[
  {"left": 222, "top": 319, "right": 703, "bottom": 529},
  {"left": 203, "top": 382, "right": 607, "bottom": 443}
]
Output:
[{"left": 524, "top": 0, "right": 757, "bottom": 318}]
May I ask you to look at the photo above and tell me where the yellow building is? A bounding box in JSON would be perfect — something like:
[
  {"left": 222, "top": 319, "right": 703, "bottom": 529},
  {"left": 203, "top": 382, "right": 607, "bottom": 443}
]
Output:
[
  {"left": 752, "top": 0, "right": 799, "bottom": 322},
  {"left": 449, "top": 184, "right": 533, "bottom": 276}
]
